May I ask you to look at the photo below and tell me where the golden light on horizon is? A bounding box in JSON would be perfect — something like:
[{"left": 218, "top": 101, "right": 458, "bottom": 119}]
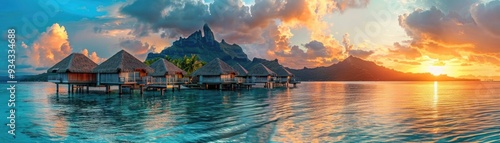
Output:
[{"left": 428, "top": 66, "right": 445, "bottom": 76}]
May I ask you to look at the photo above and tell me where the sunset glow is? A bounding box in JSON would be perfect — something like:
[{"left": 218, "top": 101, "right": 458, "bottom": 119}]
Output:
[
  {"left": 428, "top": 66, "right": 445, "bottom": 76},
  {"left": 1, "top": 0, "right": 499, "bottom": 81}
]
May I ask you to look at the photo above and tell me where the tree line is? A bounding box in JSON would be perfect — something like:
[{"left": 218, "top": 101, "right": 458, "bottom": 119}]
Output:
[{"left": 144, "top": 54, "right": 206, "bottom": 76}]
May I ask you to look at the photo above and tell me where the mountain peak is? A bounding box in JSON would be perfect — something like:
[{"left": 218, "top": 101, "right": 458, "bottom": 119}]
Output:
[
  {"left": 147, "top": 23, "right": 249, "bottom": 63},
  {"left": 342, "top": 55, "right": 365, "bottom": 64},
  {"left": 203, "top": 23, "right": 215, "bottom": 43},
  {"left": 203, "top": 23, "right": 210, "bottom": 29}
]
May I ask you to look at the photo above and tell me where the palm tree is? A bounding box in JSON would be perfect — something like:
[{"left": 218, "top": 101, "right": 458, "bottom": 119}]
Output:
[{"left": 145, "top": 54, "right": 206, "bottom": 76}]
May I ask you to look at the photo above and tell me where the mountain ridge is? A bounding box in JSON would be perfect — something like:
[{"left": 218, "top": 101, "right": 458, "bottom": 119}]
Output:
[{"left": 289, "top": 56, "right": 478, "bottom": 81}]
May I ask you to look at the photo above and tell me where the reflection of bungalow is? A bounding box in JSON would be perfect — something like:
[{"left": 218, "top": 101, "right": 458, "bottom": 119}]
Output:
[
  {"left": 192, "top": 58, "right": 237, "bottom": 89},
  {"left": 47, "top": 53, "right": 98, "bottom": 93},
  {"left": 149, "top": 59, "right": 188, "bottom": 85},
  {"left": 248, "top": 63, "right": 276, "bottom": 88},
  {"left": 93, "top": 50, "right": 154, "bottom": 94},
  {"left": 232, "top": 63, "right": 249, "bottom": 84}
]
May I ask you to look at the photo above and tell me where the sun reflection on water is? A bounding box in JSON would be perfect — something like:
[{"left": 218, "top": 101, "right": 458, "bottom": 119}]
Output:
[{"left": 433, "top": 81, "right": 438, "bottom": 108}]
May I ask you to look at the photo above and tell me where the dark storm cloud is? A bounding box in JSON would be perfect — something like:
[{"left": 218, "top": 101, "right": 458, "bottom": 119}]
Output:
[
  {"left": 120, "top": 0, "right": 209, "bottom": 37},
  {"left": 348, "top": 50, "right": 373, "bottom": 59},
  {"left": 119, "top": 39, "right": 150, "bottom": 59}
]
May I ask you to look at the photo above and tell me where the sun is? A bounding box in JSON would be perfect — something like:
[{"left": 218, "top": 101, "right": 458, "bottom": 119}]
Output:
[{"left": 428, "top": 66, "right": 445, "bottom": 76}]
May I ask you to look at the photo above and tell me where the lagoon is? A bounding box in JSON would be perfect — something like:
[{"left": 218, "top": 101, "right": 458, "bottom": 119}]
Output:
[{"left": 1, "top": 81, "right": 500, "bottom": 142}]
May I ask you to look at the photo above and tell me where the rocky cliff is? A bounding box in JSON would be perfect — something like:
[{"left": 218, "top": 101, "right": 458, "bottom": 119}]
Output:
[{"left": 147, "top": 23, "right": 250, "bottom": 65}]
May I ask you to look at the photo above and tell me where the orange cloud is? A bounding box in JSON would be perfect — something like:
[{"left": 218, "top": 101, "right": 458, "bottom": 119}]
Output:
[
  {"left": 398, "top": 2, "right": 500, "bottom": 65},
  {"left": 261, "top": 0, "right": 368, "bottom": 68},
  {"left": 80, "top": 49, "right": 105, "bottom": 64},
  {"left": 392, "top": 1, "right": 500, "bottom": 77},
  {"left": 27, "top": 23, "right": 72, "bottom": 68}
]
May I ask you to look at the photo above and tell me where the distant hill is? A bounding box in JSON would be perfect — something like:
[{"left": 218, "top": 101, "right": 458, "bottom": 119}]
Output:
[
  {"left": 0, "top": 73, "right": 52, "bottom": 82},
  {"left": 19, "top": 73, "right": 51, "bottom": 82},
  {"left": 289, "top": 56, "right": 478, "bottom": 81}
]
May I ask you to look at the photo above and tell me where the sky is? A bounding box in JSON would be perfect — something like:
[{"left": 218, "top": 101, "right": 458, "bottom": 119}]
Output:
[{"left": 0, "top": 0, "right": 499, "bottom": 80}]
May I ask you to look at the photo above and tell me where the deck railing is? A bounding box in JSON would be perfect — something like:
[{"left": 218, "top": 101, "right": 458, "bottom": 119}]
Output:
[
  {"left": 202, "top": 77, "right": 236, "bottom": 83},
  {"left": 48, "top": 75, "right": 60, "bottom": 80},
  {"left": 120, "top": 77, "right": 142, "bottom": 83},
  {"left": 252, "top": 77, "right": 270, "bottom": 83},
  {"left": 274, "top": 77, "right": 300, "bottom": 83},
  {"left": 148, "top": 77, "right": 190, "bottom": 85},
  {"left": 236, "top": 77, "right": 246, "bottom": 83}
]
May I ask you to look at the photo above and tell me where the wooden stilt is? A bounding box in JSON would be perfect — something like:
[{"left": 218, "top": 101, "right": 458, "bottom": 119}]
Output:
[
  {"left": 68, "top": 84, "right": 71, "bottom": 94},
  {"left": 86, "top": 86, "right": 89, "bottom": 93},
  {"left": 56, "top": 84, "right": 59, "bottom": 93},
  {"left": 119, "top": 85, "right": 122, "bottom": 94},
  {"left": 140, "top": 85, "right": 143, "bottom": 94}
]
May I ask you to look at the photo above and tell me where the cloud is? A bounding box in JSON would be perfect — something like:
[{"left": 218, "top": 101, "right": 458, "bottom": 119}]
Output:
[
  {"left": 304, "top": 40, "right": 328, "bottom": 57},
  {"left": 433, "top": 61, "right": 446, "bottom": 66},
  {"left": 26, "top": 23, "right": 73, "bottom": 68},
  {"left": 471, "top": 0, "right": 500, "bottom": 37},
  {"left": 342, "top": 33, "right": 353, "bottom": 54},
  {"left": 398, "top": 1, "right": 500, "bottom": 65},
  {"left": 393, "top": 59, "right": 421, "bottom": 65},
  {"left": 81, "top": 49, "right": 105, "bottom": 64},
  {"left": 349, "top": 50, "right": 374, "bottom": 59},
  {"left": 119, "top": 39, "right": 151, "bottom": 60},
  {"left": 119, "top": 0, "right": 370, "bottom": 68},
  {"left": 341, "top": 33, "right": 373, "bottom": 59},
  {"left": 336, "top": 0, "right": 370, "bottom": 13},
  {"left": 461, "top": 63, "right": 472, "bottom": 66},
  {"left": 389, "top": 42, "right": 422, "bottom": 59}
]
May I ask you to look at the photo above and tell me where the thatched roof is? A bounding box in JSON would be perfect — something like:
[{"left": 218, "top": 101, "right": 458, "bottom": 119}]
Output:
[
  {"left": 93, "top": 50, "right": 153, "bottom": 73},
  {"left": 248, "top": 63, "right": 276, "bottom": 76},
  {"left": 47, "top": 53, "right": 97, "bottom": 73},
  {"left": 273, "top": 66, "right": 294, "bottom": 77},
  {"left": 192, "top": 58, "right": 236, "bottom": 76},
  {"left": 232, "top": 63, "right": 248, "bottom": 76},
  {"left": 149, "top": 59, "right": 187, "bottom": 76}
]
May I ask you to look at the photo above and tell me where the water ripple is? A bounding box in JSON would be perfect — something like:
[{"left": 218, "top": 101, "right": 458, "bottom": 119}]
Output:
[{"left": 2, "top": 82, "right": 500, "bottom": 142}]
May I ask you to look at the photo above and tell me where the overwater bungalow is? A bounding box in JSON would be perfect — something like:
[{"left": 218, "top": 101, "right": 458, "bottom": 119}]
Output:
[
  {"left": 148, "top": 59, "right": 188, "bottom": 89},
  {"left": 191, "top": 58, "right": 237, "bottom": 89},
  {"left": 273, "top": 66, "right": 299, "bottom": 87},
  {"left": 232, "top": 63, "right": 249, "bottom": 84},
  {"left": 47, "top": 53, "right": 98, "bottom": 93},
  {"left": 248, "top": 63, "right": 277, "bottom": 88},
  {"left": 93, "top": 50, "right": 154, "bottom": 94}
]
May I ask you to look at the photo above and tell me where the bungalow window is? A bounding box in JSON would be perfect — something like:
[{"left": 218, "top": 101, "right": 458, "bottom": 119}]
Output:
[{"left": 128, "top": 72, "right": 140, "bottom": 82}]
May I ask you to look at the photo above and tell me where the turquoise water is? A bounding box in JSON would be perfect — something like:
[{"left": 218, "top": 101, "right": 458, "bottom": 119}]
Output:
[{"left": 1, "top": 81, "right": 500, "bottom": 142}]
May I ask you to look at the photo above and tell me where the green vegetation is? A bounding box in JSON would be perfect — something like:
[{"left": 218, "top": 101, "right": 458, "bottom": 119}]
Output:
[{"left": 145, "top": 54, "right": 206, "bottom": 76}]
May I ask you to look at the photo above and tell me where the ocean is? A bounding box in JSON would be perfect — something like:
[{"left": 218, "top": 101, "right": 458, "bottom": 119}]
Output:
[{"left": 1, "top": 81, "right": 499, "bottom": 142}]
